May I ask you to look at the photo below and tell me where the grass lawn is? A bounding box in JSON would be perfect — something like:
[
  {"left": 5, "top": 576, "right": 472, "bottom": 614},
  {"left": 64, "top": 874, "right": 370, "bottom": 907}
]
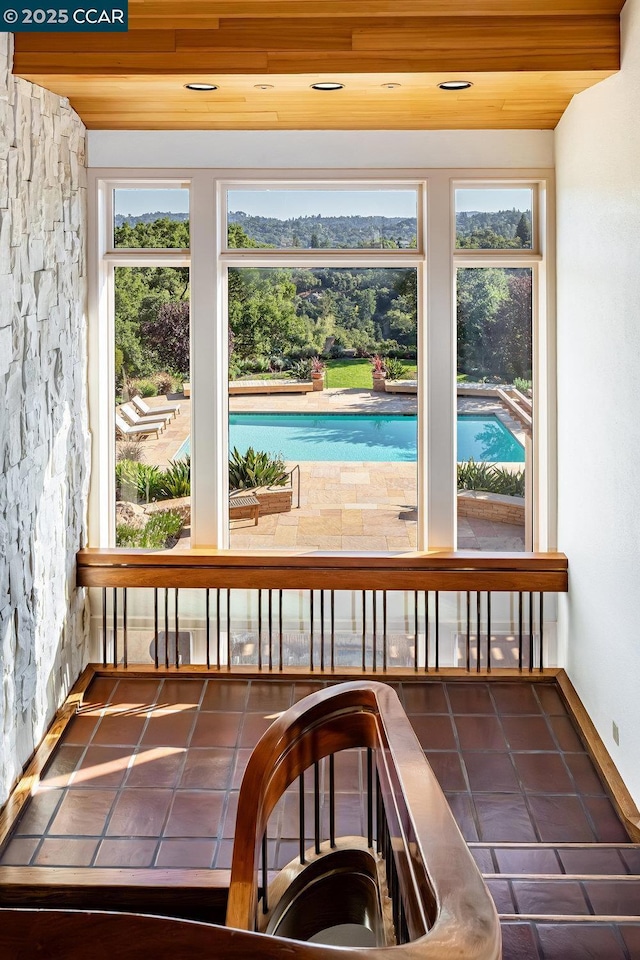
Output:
[{"left": 325, "top": 358, "right": 417, "bottom": 389}]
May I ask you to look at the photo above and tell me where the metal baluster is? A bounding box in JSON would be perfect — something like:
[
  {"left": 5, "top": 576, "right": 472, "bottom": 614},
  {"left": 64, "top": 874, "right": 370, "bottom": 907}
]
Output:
[
  {"left": 299, "top": 773, "right": 306, "bottom": 864},
  {"left": 329, "top": 754, "right": 336, "bottom": 848},
  {"left": 320, "top": 590, "right": 325, "bottom": 672},
  {"left": 382, "top": 592, "right": 387, "bottom": 671},
  {"left": 372, "top": 590, "right": 377, "bottom": 673},
  {"left": 330, "top": 591, "right": 335, "bottom": 672},
  {"left": 424, "top": 590, "right": 429, "bottom": 673},
  {"left": 153, "top": 588, "right": 159, "bottom": 669},
  {"left": 413, "top": 591, "right": 418, "bottom": 673},
  {"left": 366, "top": 748, "right": 373, "bottom": 848},
  {"left": 435, "top": 591, "right": 440, "bottom": 672},
  {"left": 226, "top": 588, "right": 231, "bottom": 670},
  {"left": 174, "top": 588, "right": 179, "bottom": 668},
  {"left": 539, "top": 593, "right": 544, "bottom": 672},
  {"left": 102, "top": 587, "right": 107, "bottom": 667},
  {"left": 314, "top": 761, "right": 321, "bottom": 855},
  {"left": 309, "top": 590, "right": 314, "bottom": 672},
  {"left": 476, "top": 591, "right": 481, "bottom": 672},
  {"left": 361, "top": 590, "right": 367, "bottom": 671},
  {"left": 375, "top": 771, "right": 383, "bottom": 855},
  {"left": 486, "top": 591, "right": 491, "bottom": 674},
  {"left": 278, "top": 590, "right": 283, "bottom": 671},
  {"left": 466, "top": 591, "right": 471, "bottom": 672},
  {"left": 216, "top": 588, "right": 221, "bottom": 669},
  {"left": 205, "top": 589, "right": 211, "bottom": 669},
  {"left": 518, "top": 591, "right": 523, "bottom": 672},
  {"left": 529, "top": 592, "right": 534, "bottom": 673},
  {"left": 164, "top": 588, "right": 169, "bottom": 669},
  {"left": 261, "top": 832, "right": 269, "bottom": 914},
  {"left": 112, "top": 588, "right": 118, "bottom": 668},
  {"left": 258, "top": 589, "right": 263, "bottom": 671},
  {"left": 123, "top": 588, "right": 128, "bottom": 668},
  {"left": 268, "top": 590, "right": 273, "bottom": 672}
]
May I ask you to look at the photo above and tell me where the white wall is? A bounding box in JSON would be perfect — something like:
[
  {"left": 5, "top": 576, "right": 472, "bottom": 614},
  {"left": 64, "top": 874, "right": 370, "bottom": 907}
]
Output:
[
  {"left": 556, "top": 0, "right": 640, "bottom": 804},
  {"left": 87, "top": 128, "right": 553, "bottom": 169},
  {"left": 0, "top": 35, "right": 90, "bottom": 805}
]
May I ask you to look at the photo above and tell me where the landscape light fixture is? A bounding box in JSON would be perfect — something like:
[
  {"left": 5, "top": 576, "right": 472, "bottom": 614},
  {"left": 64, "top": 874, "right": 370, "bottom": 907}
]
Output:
[
  {"left": 310, "top": 82, "right": 344, "bottom": 91},
  {"left": 437, "top": 80, "right": 473, "bottom": 91},
  {"left": 184, "top": 83, "right": 218, "bottom": 91}
]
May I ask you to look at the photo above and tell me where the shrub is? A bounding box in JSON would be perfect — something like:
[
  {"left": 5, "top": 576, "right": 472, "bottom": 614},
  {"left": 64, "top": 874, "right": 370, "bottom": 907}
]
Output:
[
  {"left": 116, "top": 440, "right": 144, "bottom": 463},
  {"left": 229, "top": 447, "right": 288, "bottom": 490},
  {"left": 290, "top": 358, "right": 313, "bottom": 380},
  {"left": 131, "top": 378, "right": 158, "bottom": 398},
  {"left": 513, "top": 377, "right": 532, "bottom": 394},
  {"left": 116, "top": 460, "right": 164, "bottom": 503},
  {"left": 159, "top": 456, "right": 191, "bottom": 499},
  {"left": 250, "top": 356, "right": 271, "bottom": 373},
  {"left": 153, "top": 371, "right": 176, "bottom": 396},
  {"left": 369, "top": 354, "right": 385, "bottom": 374},
  {"left": 116, "top": 510, "right": 183, "bottom": 549},
  {"left": 457, "top": 458, "right": 525, "bottom": 497},
  {"left": 383, "top": 357, "right": 407, "bottom": 381},
  {"left": 269, "top": 355, "right": 286, "bottom": 372}
]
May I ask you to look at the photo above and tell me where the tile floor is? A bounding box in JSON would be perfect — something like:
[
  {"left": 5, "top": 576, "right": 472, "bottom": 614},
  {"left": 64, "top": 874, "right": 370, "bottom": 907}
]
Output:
[
  {"left": 0, "top": 676, "right": 628, "bottom": 871},
  {"left": 2, "top": 675, "right": 639, "bottom": 959}
]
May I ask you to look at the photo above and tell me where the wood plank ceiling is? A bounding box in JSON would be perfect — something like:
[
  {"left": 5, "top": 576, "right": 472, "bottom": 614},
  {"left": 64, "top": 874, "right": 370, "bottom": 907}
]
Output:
[{"left": 13, "top": 0, "right": 624, "bottom": 130}]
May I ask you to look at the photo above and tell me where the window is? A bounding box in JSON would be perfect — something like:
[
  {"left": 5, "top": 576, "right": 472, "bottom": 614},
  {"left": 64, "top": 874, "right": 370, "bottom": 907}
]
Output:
[
  {"left": 93, "top": 174, "right": 549, "bottom": 554},
  {"left": 97, "top": 182, "right": 192, "bottom": 549},
  {"left": 226, "top": 188, "right": 418, "bottom": 250},
  {"left": 453, "top": 182, "right": 539, "bottom": 551},
  {"left": 222, "top": 184, "right": 422, "bottom": 551}
]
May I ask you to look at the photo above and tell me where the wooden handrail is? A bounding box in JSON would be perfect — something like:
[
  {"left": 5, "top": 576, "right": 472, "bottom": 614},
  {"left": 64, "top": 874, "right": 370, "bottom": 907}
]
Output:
[
  {"left": 77, "top": 548, "right": 568, "bottom": 592},
  {"left": 226, "top": 681, "right": 501, "bottom": 959}
]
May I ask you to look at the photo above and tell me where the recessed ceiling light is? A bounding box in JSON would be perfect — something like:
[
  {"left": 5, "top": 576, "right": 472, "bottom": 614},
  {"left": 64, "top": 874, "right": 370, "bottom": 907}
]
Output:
[
  {"left": 382, "top": 83, "right": 401, "bottom": 90},
  {"left": 310, "top": 82, "right": 344, "bottom": 91},
  {"left": 438, "top": 80, "right": 473, "bottom": 91},
  {"left": 184, "top": 83, "right": 218, "bottom": 91},
  {"left": 254, "top": 83, "right": 274, "bottom": 90}
]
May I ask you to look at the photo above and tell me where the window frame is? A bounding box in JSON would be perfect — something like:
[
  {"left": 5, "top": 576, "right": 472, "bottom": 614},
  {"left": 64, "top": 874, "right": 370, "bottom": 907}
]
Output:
[{"left": 88, "top": 168, "right": 554, "bottom": 554}]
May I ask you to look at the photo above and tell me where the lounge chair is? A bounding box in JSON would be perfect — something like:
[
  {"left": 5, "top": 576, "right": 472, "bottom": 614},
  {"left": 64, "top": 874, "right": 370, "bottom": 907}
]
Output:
[
  {"left": 120, "top": 401, "right": 171, "bottom": 430},
  {"left": 115, "top": 413, "right": 165, "bottom": 440},
  {"left": 132, "top": 394, "right": 181, "bottom": 419}
]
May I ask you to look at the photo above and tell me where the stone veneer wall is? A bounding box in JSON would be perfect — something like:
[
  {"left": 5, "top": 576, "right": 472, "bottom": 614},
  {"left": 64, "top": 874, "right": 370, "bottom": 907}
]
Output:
[{"left": 0, "top": 34, "right": 90, "bottom": 806}]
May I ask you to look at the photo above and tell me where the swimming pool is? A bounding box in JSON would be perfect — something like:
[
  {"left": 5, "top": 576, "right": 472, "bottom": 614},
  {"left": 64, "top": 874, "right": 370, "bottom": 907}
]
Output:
[{"left": 175, "top": 413, "right": 524, "bottom": 463}]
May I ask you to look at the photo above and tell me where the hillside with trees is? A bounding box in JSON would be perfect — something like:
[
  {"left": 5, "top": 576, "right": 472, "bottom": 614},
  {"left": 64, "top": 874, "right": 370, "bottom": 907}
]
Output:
[{"left": 113, "top": 211, "right": 531, "bottom": 396}]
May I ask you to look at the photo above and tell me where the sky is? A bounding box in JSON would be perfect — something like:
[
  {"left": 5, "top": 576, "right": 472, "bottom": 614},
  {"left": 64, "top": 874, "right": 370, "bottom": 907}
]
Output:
[
  {"left": 455, "top": 188, "right": 532, "bottom": 213},
  {"left": 114, "top": 186, "right": 531, "bottom": 218}
]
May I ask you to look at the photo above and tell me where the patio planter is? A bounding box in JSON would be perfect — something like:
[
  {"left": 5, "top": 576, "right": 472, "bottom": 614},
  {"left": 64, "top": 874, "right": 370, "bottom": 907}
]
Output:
[
  {"left": 311, "top": 372, "right": 325, "bottom": 392},
  {"left": 372, "top": 372, "right": 386, "bottom": 392},
  {"left": 255, "top": 486, "right": 293, "bottom": 516},
  {"left": 230, "top": 486, "right": 293, "bottom": 518}
]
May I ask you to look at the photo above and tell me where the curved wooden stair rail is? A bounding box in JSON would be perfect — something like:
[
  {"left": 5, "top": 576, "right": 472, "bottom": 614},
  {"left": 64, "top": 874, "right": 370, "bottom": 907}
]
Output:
[
  {"left": 226, "top": 680, "right": 501, "bottom": 958},
  {"left": 0, "top": 682, "right": 500, "bottom": 959}
]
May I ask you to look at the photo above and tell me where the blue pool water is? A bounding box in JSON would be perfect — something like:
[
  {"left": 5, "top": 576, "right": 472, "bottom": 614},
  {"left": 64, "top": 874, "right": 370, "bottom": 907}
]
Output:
[{"left": 176, "top": 414, "right": 524, "bottom": 463}]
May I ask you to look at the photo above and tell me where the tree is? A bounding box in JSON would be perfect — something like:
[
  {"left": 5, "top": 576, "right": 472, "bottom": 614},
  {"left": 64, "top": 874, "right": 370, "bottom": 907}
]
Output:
[
  {"left": 515, "top": 212, "right": 532, "bottom": 247},
  {"left": 141, "top": 301, "right": 190, "bottom": 375}
]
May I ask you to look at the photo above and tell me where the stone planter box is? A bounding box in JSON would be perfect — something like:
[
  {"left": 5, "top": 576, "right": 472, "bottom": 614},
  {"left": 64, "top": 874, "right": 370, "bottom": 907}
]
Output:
[
  {"left": 457, "top": 490, "right": 525, "bottom": 525},
  {"left": 229, "top": 379, "right": 313, "bottom": 395},
  {"left": 230, "top": 485, "right": 293, "bottom": 518},
  {"left": 372, "top": 373, "right": 386, "bottom": 392},
  {"left": 255, "top": 486, "right": 293, "bottom": 516}
]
